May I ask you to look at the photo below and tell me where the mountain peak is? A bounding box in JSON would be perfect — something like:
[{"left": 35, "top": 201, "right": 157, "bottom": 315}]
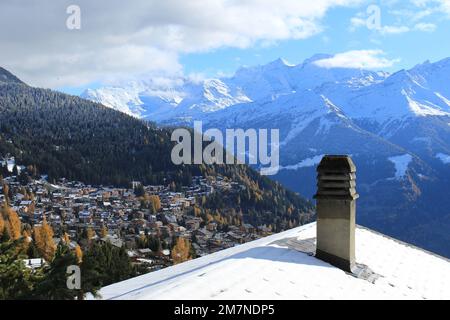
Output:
[
  {"left": 0, "top": 67, "right": 25, "bottom": 85},
  {"left": 302, "top": 54, "right": 334, "bottom": 66},
  {"left": 267, "top": 58, "right": 294, "bottom": 68}
]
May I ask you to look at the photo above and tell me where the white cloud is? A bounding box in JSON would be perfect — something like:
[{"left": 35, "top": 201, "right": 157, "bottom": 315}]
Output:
[
  {"left": 414, "top": 22, "right": 437, "bottom": 31},
  {"left": 350, "top": 0, "right": 447, "bottom": 35},
  {"left": 0, "top": 0, "right": 364, "bottom": 88},
  {"left": 379, "top": 25, "right": 411, "bottom": 34},
  {"left": 350, "top": 16, "right": 367, "bottom": 30},
  {"left": 410, "top": 0, "right": 450, "bottom": 16},
  {"left": 313, "top": 50, "right": 399, "bottom": 69}
]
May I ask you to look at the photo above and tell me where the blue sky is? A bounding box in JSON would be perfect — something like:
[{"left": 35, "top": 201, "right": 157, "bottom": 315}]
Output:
[
  {"left": 1, "top": 0, "right": 449, "bottom": 95},
  {"left": 181, "top": 5, "right": 450, "bottom": 78}
]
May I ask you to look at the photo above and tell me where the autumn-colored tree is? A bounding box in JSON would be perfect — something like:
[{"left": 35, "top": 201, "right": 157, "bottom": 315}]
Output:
[
  {"left": 2, "top": 183, "right": 10, "bottom": 204},
  {"left": 149, "top": 195, "right": 161, "bottom": 212},
  {"left": 0, "top": 212, "right": 4, "bottom": 237},
  {"left": 20, "top": 229, "right": 31, "bottom": 254},
  {"left": 74, "top": 245, "right": 83, "bottom": 264},
  {"left": 100, "top": 225, "right": 108, "bottom": 238},
  {"left": 86, "top": 227, "right": 96, "bottom": 242},
  {"left": 1, "top": 204, "right": 21, "bottom": 240},
  {"left": 33, "top": 217, "right": 56, "bottom": 262},
  {"left": 27, "top": 202, "right": 35, "bottom": 215},
  {"left": 193, "top": 206, "right": 201, "bottom": 217},
  {"left": 62, "top": 232, "right": 70, "bottom": 244},
  {"left": 171, "top": 237, "right": 192, "bottom": 265}
]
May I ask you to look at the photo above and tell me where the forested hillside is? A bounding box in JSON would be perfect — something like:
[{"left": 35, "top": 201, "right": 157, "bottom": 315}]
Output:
[{"left": 0, "top": 70, "right": 314, "bottom": 229}]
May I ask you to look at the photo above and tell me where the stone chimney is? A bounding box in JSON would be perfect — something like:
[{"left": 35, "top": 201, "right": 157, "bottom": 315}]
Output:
[{"left": 314, "top": 155, "right": 358, "bottom": 273}]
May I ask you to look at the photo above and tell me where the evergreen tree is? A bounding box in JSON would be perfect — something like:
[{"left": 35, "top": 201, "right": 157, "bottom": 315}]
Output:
[
  {"left": 33, "top": 243, "right": 78, "bottom": 300},
  {"left": 148, "top": 235, "right": 161, "bottom": 253},
  {"left": 0, "top": 238, "right": 38, "bottom": 299},
  {"left": 134, "top": 184, "right": 145, "bottom": 197}
]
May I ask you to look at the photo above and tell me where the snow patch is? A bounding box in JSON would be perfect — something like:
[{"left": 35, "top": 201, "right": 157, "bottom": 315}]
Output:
[
  {"left": 280, "top": 155, "right": 325, "bottom": 171},
  {"left": 436, "top": 153, "right": 450, "bottom": 164},
  {"left": 406, "top": 95, "right": 449, "bottom": 117},
  {"left": 388, "top": 154, "right": 412, "bottom": 179}
]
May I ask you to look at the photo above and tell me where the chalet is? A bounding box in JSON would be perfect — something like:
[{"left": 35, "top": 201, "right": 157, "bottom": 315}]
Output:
[
  {"left": 206, "top": 221, "right": 218, "bottom": 232},
  {"left": 185, "top": 217, "right": 202, "bottom": 230},
  {"left": 23, "top": 258, "right": 46, "bottom": 270}
]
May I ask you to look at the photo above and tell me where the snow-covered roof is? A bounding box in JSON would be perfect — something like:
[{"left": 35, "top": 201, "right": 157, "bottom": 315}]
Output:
[{"left": 92, "top": 223, "right": 450, "bottom": 300}]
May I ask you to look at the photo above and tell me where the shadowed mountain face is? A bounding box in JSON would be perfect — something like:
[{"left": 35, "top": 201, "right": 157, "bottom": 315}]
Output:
[{"left": 84, "top": 55, "right": 450, "bottom": 258}]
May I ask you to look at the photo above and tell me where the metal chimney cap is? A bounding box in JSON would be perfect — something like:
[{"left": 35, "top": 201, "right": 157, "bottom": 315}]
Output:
[{"left": 317, "top": 155, "right": 356, "bottom": 173}]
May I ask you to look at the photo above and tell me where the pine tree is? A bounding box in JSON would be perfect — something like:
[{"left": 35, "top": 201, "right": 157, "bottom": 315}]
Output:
[
  {"left": 134, "top": 184, "right": 145, "bottom": 197},
  {"left": 33, "top": 243, "right": 78, "bottom": 300},
  {"left": 0, "top": 238, "right": 38, "bottom": 299},
  {"left": 33, "top": 217, "right": 56, "bottom": 262}
]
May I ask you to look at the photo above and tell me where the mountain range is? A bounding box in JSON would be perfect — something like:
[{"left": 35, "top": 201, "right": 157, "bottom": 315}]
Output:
[{"left": 83, "top": 54, "right": 450, "bottom": 257}]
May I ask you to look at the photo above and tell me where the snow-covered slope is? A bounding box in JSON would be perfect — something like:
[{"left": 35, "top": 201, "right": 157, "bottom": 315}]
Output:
[
  {"left": 82, "top": 77, "right": 252, "bottom": 121},
  {"left": 93, "top": 223, "right": 450, "bottom": 300}
]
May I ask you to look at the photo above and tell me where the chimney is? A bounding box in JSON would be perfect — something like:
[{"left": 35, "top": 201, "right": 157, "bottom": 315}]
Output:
[{"left": 314, "top": 155, "right": 358, "bottom": 273}]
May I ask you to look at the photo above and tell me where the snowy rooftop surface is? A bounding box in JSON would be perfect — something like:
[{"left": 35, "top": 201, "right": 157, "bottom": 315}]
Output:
[{"left": 93, "top": 223, "right": 450, "bottom": 300}]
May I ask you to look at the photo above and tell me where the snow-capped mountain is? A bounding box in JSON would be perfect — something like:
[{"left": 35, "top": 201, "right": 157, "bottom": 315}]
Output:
[
  {"left": 82, "top": 76, "right": 252, "bottom": 120},
  {"left": 82, "top": 54, "right": 450, "bottom": 257}
]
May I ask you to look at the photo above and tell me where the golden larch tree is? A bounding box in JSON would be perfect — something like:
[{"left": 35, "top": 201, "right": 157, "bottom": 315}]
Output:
[
  {"left": 171, "top": 237, "right": 192, "bottom": 265},
  {"left": 74, "top": 245, "right": 83, "bottom": 264},
  {"left": 86, "top": 227, "right": 96, "bottom": 242},
  {"left": 62, "top": 232, "right": 70, "bottom": 244},
  {"left": 100, "top": 225, "right": 108, "bottom": 238},
  {"left": 20, "top": 229, "right": 32, "bottom": 253},
  {"left": 33, "top": 217, "right": 56, "bottom": 262},
  {"left": 2, "top": 183, "right": 10, "bottom": 204},
  {"left": 149, "top": 195, "right": 161, "bottom": 212},
  {"left": 1, "top": 203, "right": 22, "bottom": 240},
  {"left": 0, "top": 212, "right": 5, "bottom": 237}
]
